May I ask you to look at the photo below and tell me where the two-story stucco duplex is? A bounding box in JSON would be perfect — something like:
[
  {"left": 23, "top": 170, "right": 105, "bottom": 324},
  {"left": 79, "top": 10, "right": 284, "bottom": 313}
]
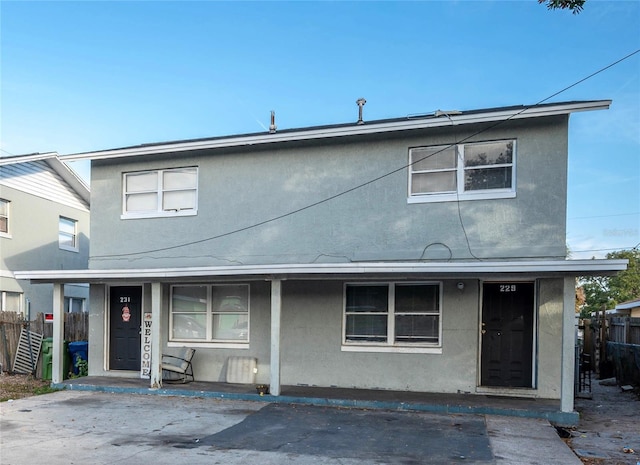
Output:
[{"left": 17, "top": 100, "right": 627, "bottom": 421}]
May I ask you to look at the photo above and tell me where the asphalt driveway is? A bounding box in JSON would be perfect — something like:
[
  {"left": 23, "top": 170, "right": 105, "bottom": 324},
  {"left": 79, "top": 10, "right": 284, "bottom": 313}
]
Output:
[{"left": 0, "top": 390, "right": 580, "bottom": 465}]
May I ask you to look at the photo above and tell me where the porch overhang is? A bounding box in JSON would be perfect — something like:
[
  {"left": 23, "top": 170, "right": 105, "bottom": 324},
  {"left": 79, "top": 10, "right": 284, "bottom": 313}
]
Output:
[{"left": 14, "top": 259, "right": 628, "bottom": 284}]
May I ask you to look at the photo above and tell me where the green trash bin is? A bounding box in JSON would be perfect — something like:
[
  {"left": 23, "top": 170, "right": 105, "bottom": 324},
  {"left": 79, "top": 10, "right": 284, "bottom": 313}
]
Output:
[{"left": 41, "top": 338, "right": 70, "bottom": 380}]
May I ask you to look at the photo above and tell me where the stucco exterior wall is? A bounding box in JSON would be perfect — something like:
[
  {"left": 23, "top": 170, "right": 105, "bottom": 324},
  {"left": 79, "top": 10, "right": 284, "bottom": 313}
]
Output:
[
  {"left": 88, "top": 116, "right": 569, "bottom": 270},
  {"left": 0, "top": 185, "right": 90, "bottom": 316},
  {"left": 278, "top": 279, "right": 480, "bottom": 393},
  {"left": 536, "top": 278, "right": 565, "bottom": 398},
  {"left": 88, "top": 284, "right": 106, "bottom": 376},
  {"left": 87, "top": 278, "right": 564, "bottom": 399}
]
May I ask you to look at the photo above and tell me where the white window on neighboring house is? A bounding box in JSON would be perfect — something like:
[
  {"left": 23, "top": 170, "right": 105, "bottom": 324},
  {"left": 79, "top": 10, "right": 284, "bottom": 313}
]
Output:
[
  {"left": 1, "top": 291, "right": 23, "bottom": 314},
  {"left": 123, "top": 167, "right": 198, "bottom": 218},
  {"left": 59, "top": 217, "right": 78, "bottom": 251},
  {"left": 169, "top": 284, "right": 249, "bottom": 346},
  {"left": 64, "top": 297, "right": 86, "bottom": 313},
  {"left": 343, "top": 282, "right": 442, "bottom": 353},
  {"left": 0, "top": 199, "right": 9, "bottom": 237},
  {"left": 408, "top": 140, "right": 516, "bottom": 203}
]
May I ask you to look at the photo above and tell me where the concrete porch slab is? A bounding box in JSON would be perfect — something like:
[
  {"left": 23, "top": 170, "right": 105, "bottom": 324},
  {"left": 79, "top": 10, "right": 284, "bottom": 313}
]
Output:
[{"left": 53, "top": 376, "right": 579, "bottom": 426}]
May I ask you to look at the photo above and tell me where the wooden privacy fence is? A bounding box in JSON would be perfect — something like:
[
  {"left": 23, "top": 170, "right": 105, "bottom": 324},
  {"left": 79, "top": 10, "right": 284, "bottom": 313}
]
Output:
[
  {"left": 609, "top": 317, "right": 640, "bottom": 345},
  {"left": 0, "top": 311, "right": 88, "bottom": 374}
]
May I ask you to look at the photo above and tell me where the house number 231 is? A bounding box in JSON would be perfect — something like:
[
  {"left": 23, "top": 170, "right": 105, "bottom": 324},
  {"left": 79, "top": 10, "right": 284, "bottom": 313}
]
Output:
[
  {"left": 120, "top": 297, "right": 131, "bottom": 303},
  {"left": 500, "top": 285, "right": 517, "bottom": 292}
]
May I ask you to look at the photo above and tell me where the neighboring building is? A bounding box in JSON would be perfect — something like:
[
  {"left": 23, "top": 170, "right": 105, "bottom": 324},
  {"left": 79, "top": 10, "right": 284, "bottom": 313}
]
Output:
[
  {"left": 17, "top": 100, "right": 627, "bottom": 422},
  {"left": 1, "top": 153, "right": 90, "bottom": 318},
  {"left": 611, "top": 298, "right": 640, "bottom": 317}
]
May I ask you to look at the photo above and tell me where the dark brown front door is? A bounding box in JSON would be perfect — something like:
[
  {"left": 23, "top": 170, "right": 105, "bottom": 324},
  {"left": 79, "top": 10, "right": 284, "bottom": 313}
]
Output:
[
  {"left": 109, "top": 286, "right": 142, "bottom": 371},
  {"left": 481, "top": 282, "right": 534, "bottom": 388}
]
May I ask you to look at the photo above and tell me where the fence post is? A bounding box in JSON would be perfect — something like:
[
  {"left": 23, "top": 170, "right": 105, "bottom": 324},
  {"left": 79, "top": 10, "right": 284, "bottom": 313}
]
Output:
[{"left": 624, "top": 317, "right": 630, "bottom": 344}]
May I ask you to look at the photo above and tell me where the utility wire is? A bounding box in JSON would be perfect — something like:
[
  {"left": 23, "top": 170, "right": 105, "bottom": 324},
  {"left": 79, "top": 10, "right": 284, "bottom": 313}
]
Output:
[{"left": 94, "top": 49, "right": 640, "bottom": 259}]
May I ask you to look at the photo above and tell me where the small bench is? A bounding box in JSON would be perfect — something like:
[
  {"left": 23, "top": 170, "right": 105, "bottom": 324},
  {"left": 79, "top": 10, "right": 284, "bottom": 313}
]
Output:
[{"left": 161, "top": 348, "right": 195, "bottom": 383}]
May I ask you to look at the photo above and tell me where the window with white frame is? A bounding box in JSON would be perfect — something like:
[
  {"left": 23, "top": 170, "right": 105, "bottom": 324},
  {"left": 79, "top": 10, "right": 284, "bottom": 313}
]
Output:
[
  {"left": 170, "top": 284, "right": 249, "bottom": 344},
  {"left": 59, "top": 217, "right": 78, "bottom": 251},
  {"left": 64, "top": 297, "right": 86, "bottom": 313},
  {"left": 409, "top": 140, "right": 515, "bottom": 203},
  {"left": 343, "top": 282, "right": 441, "bottom": 348},
  {"left": 0, "top": 199, "right": 9, "bottom": 236},
  {"left": 1, "top": 291, "right": 23, "bottom": 314},
  {"left": 123, "top": 167, "right": 198, "bottom": 218}
]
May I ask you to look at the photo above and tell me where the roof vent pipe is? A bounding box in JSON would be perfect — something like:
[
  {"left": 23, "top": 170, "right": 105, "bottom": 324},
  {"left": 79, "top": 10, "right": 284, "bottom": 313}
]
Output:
[
  {"left": 356, "top": 98, "right": 366, "bottom": 125},
  {"left": 269, "top": 110, "right": 277, "bottom": 133}
]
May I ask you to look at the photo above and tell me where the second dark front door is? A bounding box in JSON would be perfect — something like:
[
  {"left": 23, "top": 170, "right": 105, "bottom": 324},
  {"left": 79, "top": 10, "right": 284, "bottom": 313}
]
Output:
[
  {"left": 109, "top": 286, "right": 142, "bottom": 371},
  {"left": 481, "top": 282, "right": 535, "bottom": 388}
]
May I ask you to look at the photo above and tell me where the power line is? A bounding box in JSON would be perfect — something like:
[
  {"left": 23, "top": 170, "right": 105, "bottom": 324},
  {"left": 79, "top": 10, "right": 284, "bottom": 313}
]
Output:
[{"left": 94, "top": 49, "right": 640, "bottom": 259}]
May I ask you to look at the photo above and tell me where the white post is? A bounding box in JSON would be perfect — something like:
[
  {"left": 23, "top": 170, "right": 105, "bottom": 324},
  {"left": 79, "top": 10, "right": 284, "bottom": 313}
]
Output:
[
  {"left": 561, "top": 276, "right": 576, "bottom": 413},
  {"left": 52, "top": 283, "right": 65, "bottom": 384},
  {"left": 150, "top": 282, "right": 162, "bottom": 388},
  {"left": 270, "top": 279, "right": 282, "bottom": 396}
]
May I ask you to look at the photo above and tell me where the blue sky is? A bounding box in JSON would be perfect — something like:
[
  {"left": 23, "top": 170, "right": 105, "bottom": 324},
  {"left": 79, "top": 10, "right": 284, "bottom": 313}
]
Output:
[{"left": 1, "top": 1, "right": 638, "bottom": 259}]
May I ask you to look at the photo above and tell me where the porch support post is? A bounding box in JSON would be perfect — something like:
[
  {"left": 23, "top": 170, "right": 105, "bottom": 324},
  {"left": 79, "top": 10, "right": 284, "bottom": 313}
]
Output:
[
  {"left": 51, "top": 283, "right": 65, "bottom": 384},
  {"left": 561, "top": 276, "right": 576, "bottom": 413},
  {"left": 270, "top": 279, "right": 282, "bottom": 396},
  {"left": 150, "top": 282, "right": 162, "bottom": 389}
]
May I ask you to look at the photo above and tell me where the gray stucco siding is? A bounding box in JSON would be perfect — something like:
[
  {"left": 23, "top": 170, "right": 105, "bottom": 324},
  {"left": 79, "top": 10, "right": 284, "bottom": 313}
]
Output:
[
  {"left": 87, "top": 277, "right": 564, "bottom": 399},
  {"left": 1, "top": 185, "right": 90, "bottom": 316},
  {"left": 279, "top": 280, "right": 478, "bottom": 393},
  {"left": 1, "top": 185, "right": 90, "bottom": 274},
  {"left": 89, "top": 116, "right": 569, "bottom": 269}
]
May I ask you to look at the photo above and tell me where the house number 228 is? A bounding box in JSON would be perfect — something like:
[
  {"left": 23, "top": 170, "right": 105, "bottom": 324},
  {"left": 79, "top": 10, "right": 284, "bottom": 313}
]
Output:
[
  {"left": 500, "top": 285, "right": 517, "bottom": 292},
  {"left": 120, "top": 297, "right": 131, "bottom": 303}
]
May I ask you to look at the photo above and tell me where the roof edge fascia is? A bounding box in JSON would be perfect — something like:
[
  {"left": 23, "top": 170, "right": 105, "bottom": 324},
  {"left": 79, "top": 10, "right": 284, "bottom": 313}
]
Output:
[
  {"left": 0, "top": 152, "right": 59, "bottom": 165},
  {"left": 0, "top": 152, "right": 90, "bottom": 206},
  {"left": 62, "top": 100, "right": 611, "bottom": 162},
  {"left": 616, "top": 299, "right": 640, "bottom": 310},
  {"left": 14, "top": 259, "right": 628, "bottom": 283}
]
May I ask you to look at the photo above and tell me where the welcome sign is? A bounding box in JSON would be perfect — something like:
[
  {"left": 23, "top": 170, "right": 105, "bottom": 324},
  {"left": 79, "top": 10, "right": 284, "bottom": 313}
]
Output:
[{"left": 141, "top": 313, "right": 152, "bottom": 379}]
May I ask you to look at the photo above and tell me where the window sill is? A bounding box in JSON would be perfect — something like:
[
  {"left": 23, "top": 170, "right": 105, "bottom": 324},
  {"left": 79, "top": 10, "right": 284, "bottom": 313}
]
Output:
[
  {"left": 121, "top": 210, "right": 197, "bottom": 220},
  {"left": 341, "top": 345, "right": 442, "bottom": 354},
  {"left": 408, "top": 190, "right": 516, "bottom": 204},
  {"left": 167, "top": 341, "right": 249, "bottom": 350},
  {"left": 0, "top": 232, "right": 12, "bottom": 239},
  {"left": 59, "top": 245, "right": 79, "bottom": 253}
]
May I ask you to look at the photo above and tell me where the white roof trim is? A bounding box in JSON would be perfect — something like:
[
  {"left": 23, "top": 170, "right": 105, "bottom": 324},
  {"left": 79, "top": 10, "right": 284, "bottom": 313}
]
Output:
[
  {"left": 61, "top": 100, "right": 611, "bottom": 162},
  {"left": 0, "top": 152, "right": 60, "bottom": 165},
  {"left": 14, "top": 259, "right": 628, "bottom": 283},
  {"left": 0, "top": 152, "right": 90, "bottom": 204}
]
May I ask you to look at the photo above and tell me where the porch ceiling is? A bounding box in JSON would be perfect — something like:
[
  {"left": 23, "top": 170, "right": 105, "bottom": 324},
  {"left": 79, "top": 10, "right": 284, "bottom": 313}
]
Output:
[{"left": 14, "top": 259, "right": 628, "bottom": 284}]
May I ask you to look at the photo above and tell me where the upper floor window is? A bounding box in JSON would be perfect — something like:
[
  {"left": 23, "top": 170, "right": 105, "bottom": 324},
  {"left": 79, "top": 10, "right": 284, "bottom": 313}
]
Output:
[
  {"left": 408, "top": 140, "right": 515, "bottom": 203},
  {"left": 123, "top": 167, "right": 198, "bottom": 219},
  {"left": 59, "top": 216, "right": 78, "bottom": 251},
  {"left": 170, "top": 284, "right": 249, "bottom": 347},
  {"left": 343, "top": 282, "right": 442, "bottom": 353},
  {"left": 1, "top": 291, "right": 22, "bottom": 315},
  {"left": 0, "top": 199, "right": 9, "bottom": 236}
]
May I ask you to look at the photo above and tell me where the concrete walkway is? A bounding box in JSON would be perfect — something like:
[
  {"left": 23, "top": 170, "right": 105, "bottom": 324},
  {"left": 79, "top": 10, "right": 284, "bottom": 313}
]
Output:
[
  {"left": 0, "top": 387, "right": 582, "bottom": 464},
  {"left": 54, "top": 376, "right": 579, "bottom": 425}
]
